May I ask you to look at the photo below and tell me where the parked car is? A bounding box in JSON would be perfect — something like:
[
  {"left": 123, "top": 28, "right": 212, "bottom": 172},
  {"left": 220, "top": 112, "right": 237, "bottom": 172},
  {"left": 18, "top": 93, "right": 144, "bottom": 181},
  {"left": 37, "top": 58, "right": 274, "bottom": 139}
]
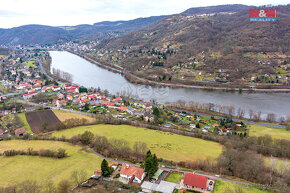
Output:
[{"left": 209, "top": 181, "right": 213, "bottom": 185}]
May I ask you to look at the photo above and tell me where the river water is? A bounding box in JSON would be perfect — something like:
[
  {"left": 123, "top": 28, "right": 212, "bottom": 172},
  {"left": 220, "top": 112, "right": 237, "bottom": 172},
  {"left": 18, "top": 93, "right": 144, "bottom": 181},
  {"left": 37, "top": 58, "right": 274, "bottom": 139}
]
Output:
[{"left": 50, "top": 51, "right": 290, "bottom": 118}]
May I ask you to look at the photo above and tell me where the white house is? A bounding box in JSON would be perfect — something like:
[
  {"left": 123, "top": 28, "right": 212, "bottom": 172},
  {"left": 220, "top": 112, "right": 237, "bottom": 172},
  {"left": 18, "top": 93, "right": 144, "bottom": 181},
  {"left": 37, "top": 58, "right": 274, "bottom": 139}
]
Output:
[{"left": 120, "top": 163, "right": 146, "bottom": 184}]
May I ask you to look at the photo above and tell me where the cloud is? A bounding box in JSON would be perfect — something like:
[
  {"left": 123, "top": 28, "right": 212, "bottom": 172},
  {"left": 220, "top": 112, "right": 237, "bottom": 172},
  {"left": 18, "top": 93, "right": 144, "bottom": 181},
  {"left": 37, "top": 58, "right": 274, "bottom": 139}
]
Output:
[{"left": 0, "top": 0, "right": 288, "bottom": 28}]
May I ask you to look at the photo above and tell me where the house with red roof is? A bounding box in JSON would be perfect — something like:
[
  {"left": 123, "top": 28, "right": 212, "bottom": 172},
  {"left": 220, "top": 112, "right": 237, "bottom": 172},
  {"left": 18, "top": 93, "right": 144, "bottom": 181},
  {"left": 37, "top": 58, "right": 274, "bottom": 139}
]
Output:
[
  {"left": 180, "top": 172, "right": 214, "bottom": 192},
  {"left": 120, "top": 163, "right": 146, "bottom": 184},
  {"left": 14, "top": 128, "right": 27, "bottom": 137},
  {"left": 56, "top": 100, "right": 67, "bottom": 108}
]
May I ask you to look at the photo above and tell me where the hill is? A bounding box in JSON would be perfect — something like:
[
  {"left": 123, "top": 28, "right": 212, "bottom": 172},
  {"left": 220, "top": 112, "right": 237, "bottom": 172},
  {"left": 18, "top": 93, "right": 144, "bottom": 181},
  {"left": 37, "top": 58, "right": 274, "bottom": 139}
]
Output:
[
  {"left": 96, "top": 4, "right": 290, "bottom": 87},
  {"left": 0, "top": 16, "right": 165, "bottom": 45}
]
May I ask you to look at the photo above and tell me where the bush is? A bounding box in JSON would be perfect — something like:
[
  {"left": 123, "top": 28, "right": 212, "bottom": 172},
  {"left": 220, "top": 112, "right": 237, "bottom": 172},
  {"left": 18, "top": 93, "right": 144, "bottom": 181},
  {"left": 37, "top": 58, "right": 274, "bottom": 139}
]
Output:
[{"left": 114, "top": 173, "right": 120, "bottom": 179}]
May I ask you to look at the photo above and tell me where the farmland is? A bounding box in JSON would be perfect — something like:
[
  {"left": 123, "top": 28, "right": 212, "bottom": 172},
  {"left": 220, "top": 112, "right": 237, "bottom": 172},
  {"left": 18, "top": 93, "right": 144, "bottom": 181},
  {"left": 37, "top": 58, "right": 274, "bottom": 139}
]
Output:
[
  {"left": 249, "top": 125, "right": 290, "bottom": 140},
  {"left": 213, "top": 180, "right": 275, "bottom": 193},
  {"left": 52, "top": 109, "right": 96, "bottom": 124},
  {"left": 25, "top": 110, "right": 63, "bottom": 133},
  {"left": 0, "top": 140, "right": 102, "bottom": 187},
  {"left": 53, "top": 124, "right": 223, "bottom": 162}
]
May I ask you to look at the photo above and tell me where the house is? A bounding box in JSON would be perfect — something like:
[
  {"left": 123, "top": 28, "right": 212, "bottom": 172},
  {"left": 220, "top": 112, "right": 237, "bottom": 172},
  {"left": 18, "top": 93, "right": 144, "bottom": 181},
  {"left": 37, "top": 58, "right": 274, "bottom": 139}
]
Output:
[
  {"left": 164, "top": 123, "right": 171, "bottom": 128},
  {"left": 212, "top": 124, "right": 219, "bottom": 128},
  {"left": 203, "top": 126, "right": 210, "bottom": 130},
  {"left": 0, "top": 129, "right": 6, "bottom": 136},
  {"left": 14, "top": 127, "right": 27, "bottom": 136},
  {"left": 120, "top": 163, "right": 146, "bottom": 184},
  {"left": 120, "top": 106, "right": 127, "bottom": 111},
  {"left": 94, "top": 169, "right": 102, "bottom": 176},
  {"left": 56, "top": 100, "right": 67, "bottom": 108},
  {"left": 23, "top": 91, "right": 37, "bottom": 100},
  {"left": 190, "top": 124, "right": 196, "bottom": 130},
  {"left": 52, "top": 85, "right": 61, "bottom": 91},
  {"left": 144, "top": 112, "right": 154, "bottom": 122},
  {"left": 181, "top": 173, "right": 213, "bottom": 192}
]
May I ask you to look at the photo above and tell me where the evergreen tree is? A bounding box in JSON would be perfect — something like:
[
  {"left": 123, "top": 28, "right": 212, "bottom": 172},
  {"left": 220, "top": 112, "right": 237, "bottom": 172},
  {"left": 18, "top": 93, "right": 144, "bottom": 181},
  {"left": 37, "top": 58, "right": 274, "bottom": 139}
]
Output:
[
  {"left": 152, "top": 107, "right": 160, "bottom": 118},
  {"left": 144, "top": 150, "right": 158, "bottom": 177},
  {"left": 101, "top": 159, "right": 111, "bottom": 177},
  {"left": 145, "top": 150, "right": 152, "bottom": 173}
]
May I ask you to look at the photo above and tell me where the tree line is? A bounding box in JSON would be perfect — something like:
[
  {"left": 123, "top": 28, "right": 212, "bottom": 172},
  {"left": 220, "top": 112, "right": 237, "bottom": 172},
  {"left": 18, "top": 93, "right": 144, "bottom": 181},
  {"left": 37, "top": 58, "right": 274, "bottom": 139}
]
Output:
[{"left": 2, "top": 148, "right": 68, "bottom": 159}]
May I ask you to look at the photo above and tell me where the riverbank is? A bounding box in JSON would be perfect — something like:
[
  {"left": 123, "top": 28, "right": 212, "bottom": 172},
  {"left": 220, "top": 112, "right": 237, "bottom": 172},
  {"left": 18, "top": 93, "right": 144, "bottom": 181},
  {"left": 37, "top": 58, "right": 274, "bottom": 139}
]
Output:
[{"left": 70, "top": 50, "right": 290, "bottom": 93}]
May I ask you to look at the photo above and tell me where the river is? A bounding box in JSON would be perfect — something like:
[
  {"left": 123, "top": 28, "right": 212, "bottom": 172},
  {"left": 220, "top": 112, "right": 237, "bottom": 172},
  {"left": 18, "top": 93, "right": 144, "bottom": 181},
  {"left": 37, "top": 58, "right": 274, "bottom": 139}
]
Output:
[{"left": 50, "top": 51, "right": 290, "bottom": 118}]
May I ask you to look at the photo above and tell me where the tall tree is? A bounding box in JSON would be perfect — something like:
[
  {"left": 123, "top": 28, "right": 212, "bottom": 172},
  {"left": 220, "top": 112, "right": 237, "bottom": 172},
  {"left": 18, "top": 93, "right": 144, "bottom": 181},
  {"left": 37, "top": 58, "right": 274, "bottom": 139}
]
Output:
[{"left": 101, "top": 159, "right": 111, "bottom": 177}]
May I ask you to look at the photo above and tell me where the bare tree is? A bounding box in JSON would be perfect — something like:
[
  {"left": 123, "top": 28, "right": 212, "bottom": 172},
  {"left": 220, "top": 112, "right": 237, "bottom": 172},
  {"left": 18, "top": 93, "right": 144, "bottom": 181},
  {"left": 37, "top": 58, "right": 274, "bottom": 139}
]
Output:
[
  {"left": 237, "top": 108, "right": 245, "bottom": 118},
  {"left": 57, "top": 180, "right": 72, "bottom": 193},
  {"left": 71, "top": 170, "right": 87, "bottom": 187},
  {"left": 266, "top": 113, "right": 277, "bottom": 122},
  {"left": 228, "top": 104, "right": 235, "bottom": 117},
  {"left": 249, "top": 109, "right": 254, "bottom": 120}
]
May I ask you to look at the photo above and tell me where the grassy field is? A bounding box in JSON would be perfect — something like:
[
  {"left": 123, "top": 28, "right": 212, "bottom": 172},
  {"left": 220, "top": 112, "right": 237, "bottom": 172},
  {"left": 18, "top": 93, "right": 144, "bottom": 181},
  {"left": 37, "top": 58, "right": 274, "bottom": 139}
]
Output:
[
  {"left": 52, "top": 110, "right": 96, "bottom": 124},
  {"left": 214, "top": 180, "right": 275, "bottom": 193},
  {"left": 165, "top": 172, "right": 184, "bottom": 183},
  {"left": 0, "top": 140, "right": 102, "bottom": 187},
  {"left": 16, "top": 113, "right": 33, "bottom": 134},
  {"left": 249, "top": 124, "right": 290, "bottom": 140},
  {"left": 53, "top": 124, "right": 223, "bottom": 162}
]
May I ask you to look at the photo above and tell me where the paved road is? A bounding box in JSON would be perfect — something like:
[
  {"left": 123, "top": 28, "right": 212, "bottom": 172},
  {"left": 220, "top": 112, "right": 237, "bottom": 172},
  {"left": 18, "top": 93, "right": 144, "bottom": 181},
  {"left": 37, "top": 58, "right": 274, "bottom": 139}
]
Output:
[{"left": 37, "top": 58, "right": 65, "bottom": 84}]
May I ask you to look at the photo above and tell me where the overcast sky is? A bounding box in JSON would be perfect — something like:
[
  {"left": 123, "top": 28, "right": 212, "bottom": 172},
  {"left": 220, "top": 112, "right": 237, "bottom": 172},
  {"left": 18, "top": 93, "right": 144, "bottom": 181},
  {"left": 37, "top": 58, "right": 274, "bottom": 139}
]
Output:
[{"left": 0, "top": 0, "right": 288, "bottom": 28}]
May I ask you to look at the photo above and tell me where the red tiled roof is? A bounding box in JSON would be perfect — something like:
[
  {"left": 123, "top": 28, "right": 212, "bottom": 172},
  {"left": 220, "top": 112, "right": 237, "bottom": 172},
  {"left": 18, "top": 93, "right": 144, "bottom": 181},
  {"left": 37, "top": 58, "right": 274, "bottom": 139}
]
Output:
[
  {"left": 14, "top": 127, "right": 27, "bottom": 135},
  {"left": 120, "top": 164, "right": 144, "bottom": 180},
  {"left": 183, "top": 173, "right": 207, "bottom": 189},
  {"left": 94, "top": 169, "right": 102, "bottom": 175}
]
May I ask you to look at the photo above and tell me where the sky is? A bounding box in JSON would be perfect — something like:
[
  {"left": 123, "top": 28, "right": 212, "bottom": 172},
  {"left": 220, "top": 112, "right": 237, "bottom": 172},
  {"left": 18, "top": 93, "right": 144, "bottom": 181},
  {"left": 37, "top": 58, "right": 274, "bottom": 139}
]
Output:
[{"left": 0, "top": 0, "right": 288, "bottom": 28}]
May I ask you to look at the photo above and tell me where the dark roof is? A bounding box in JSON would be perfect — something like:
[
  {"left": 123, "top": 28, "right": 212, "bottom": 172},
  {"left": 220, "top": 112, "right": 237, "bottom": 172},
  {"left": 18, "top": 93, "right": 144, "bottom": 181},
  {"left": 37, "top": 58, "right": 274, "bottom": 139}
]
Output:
[{"left": 183, "top": 173, "right": 207, "bottom": 189}]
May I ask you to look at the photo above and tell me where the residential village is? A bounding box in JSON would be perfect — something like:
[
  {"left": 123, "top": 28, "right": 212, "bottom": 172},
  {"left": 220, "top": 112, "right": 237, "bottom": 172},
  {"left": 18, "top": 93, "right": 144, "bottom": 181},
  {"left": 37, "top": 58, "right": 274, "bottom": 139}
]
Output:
[{"left": 0, "top": 48, "right": 248, "bottom": 140}]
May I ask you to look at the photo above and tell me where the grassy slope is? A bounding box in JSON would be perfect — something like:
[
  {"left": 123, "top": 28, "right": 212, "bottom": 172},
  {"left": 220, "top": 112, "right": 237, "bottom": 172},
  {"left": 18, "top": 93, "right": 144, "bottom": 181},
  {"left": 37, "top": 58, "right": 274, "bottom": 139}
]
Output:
[
  {"left": 249, "top": 124, "right": 290, "bottom": 140},
  {"left": 0, "top": 140, "right": 102, "bottom": 187},
  {"left": 52, "top": 109, "right": 96, "bottom": 124},
  {"left": 16, "top": 113, "right": 33, "bottom": 134},
  {"left": 214, "top": 180, "right": 275, "bottom": 193},
  {"left": 53, "top": 124, "right": 222, "bottom": 162}
]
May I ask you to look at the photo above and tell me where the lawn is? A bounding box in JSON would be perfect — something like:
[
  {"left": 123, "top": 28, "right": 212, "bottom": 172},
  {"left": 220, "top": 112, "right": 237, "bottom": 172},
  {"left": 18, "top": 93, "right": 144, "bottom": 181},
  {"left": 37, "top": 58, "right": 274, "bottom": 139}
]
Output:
[
  {"left": 249, "top": 124, "right": 290, "bottom": 140},
  {"left": 165, "top": 172, "right": 184, "bottom": 183},
  {"left": 23, "top": 60, "right": 35, "bottom": 67},
  {"left": 0, "top": 140, "right": 103, "bottom": 187},
  {"left": 214, "top": 180, "right": 275, "bottom": 193},
  {"left": 53, "top": 124, "right": 223, "bottom": 162},
  {"left": 52, "top": 109, "right": 96, "bottom": 124},
  {"left": 16, "top": 112, "right": 33, "bottom": 134}
]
